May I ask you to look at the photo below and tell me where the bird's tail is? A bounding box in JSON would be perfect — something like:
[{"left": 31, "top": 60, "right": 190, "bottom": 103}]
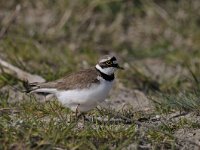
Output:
[
  {"left": 23, "top": 81, "right": 57, "bottom": 94},
  {"left": 23, "top": 81, "right": 40, "bottom": 93}
]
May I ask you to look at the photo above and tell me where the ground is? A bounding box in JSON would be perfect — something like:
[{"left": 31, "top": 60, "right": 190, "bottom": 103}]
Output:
[{"left": 1, "top": 0, "right": 200, "bottom": 149}]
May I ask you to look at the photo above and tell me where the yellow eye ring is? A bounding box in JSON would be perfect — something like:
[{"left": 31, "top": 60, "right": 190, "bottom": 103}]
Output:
[{"left": 106, "top": 61, "right": 112, "bottom": 65}]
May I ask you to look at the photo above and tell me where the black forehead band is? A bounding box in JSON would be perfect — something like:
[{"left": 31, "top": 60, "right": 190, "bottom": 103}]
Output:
[{"left": 110, "top": 57, "right": 117, "bottom": 61}]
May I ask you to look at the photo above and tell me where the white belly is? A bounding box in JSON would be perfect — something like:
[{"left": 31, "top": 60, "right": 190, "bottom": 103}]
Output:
[{"left": 56, "top": 80, "right": 113, "bottom": 112}]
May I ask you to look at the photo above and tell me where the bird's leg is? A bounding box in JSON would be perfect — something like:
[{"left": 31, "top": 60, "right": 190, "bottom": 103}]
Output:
[
  {"left": 76, "top": 113, "right": 86, "bottom": 129},
  {"left": 74, "top": 104, "right": 87, "bottom": 126},
  {"left": 82, "top": 113, "right": 86, "bottom": 124},
  {"left": 75, "top": 104, "right": 80, "bottom": 119},
  {"left": 77, "top": 113, "right": 86, "bottom": 123}
]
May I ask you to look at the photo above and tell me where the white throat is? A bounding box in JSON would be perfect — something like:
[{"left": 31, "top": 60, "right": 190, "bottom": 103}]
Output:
[{"left": 96, "top": 64, "right": 116, "bottom": 75}]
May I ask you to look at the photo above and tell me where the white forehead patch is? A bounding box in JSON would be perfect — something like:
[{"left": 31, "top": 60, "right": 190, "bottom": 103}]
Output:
[{"left": 99, "top": 57, "right": 111, "bottom": 63}]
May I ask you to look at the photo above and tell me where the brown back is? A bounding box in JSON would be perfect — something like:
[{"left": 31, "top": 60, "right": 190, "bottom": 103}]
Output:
[{"left": 38, "top": 67, "right": 100, "bottom": 90}]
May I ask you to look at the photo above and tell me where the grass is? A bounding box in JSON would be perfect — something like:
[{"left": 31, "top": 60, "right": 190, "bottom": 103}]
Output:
[
  {"left": 1, "top": 0, "right": 200, "bottom": 149},
  {"left": 0, "top": 95, "right": 138, "bottom": 149},
  {"left": 1, "top": 91, "right": 200, "bottom": 149}
]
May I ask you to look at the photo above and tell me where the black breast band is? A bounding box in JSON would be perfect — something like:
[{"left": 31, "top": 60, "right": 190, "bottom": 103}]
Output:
[{"left": 96, "top": 68, "right": 115, "bottom": 81}]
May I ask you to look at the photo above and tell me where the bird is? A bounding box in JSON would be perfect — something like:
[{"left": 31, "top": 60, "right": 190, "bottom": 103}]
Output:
[{"left": 24, "top": 56, "right": 123, "bottom": 116}]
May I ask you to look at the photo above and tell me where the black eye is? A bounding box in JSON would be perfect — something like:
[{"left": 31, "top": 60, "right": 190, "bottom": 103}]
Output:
[{"left": 106, "top": 61, "right": 112, "bottom": 65}]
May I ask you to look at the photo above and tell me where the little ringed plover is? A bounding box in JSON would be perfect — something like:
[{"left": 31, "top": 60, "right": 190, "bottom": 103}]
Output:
[{"left": 25, "top": 56, "right": 123, "bottom": 113}]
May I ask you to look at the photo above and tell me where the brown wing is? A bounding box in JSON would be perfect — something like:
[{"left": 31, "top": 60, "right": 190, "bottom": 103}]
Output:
[{"left": 38, "top": 68, "right": 100, "bottom": 90}]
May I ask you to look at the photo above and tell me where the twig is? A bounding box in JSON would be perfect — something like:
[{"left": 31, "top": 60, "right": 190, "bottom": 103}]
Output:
[{"left": 0, "top": 58, "right": 45, "bottom": 83}]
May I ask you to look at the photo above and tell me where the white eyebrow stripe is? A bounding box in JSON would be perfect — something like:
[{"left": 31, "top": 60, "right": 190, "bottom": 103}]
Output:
[{"left": 100, "top": 58, "right": 110, "bottom": 63}]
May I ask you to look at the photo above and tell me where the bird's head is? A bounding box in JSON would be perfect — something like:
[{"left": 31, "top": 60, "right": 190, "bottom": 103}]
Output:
[{"left": 96, "top": 56, "right": 123, "bottom": 75}]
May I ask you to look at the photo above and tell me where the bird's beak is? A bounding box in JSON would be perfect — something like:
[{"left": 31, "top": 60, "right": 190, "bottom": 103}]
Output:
[{"left": 116, "top": 64, "right": 124, "bottom": 70}]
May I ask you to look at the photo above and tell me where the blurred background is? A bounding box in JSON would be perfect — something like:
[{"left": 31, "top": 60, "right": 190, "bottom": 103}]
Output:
[
  {"left": 1, "top": 1, "right": 200, "bottom": 149},
  {"left": 0, "top": 0, "right": 200, "bottom": 93}
]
